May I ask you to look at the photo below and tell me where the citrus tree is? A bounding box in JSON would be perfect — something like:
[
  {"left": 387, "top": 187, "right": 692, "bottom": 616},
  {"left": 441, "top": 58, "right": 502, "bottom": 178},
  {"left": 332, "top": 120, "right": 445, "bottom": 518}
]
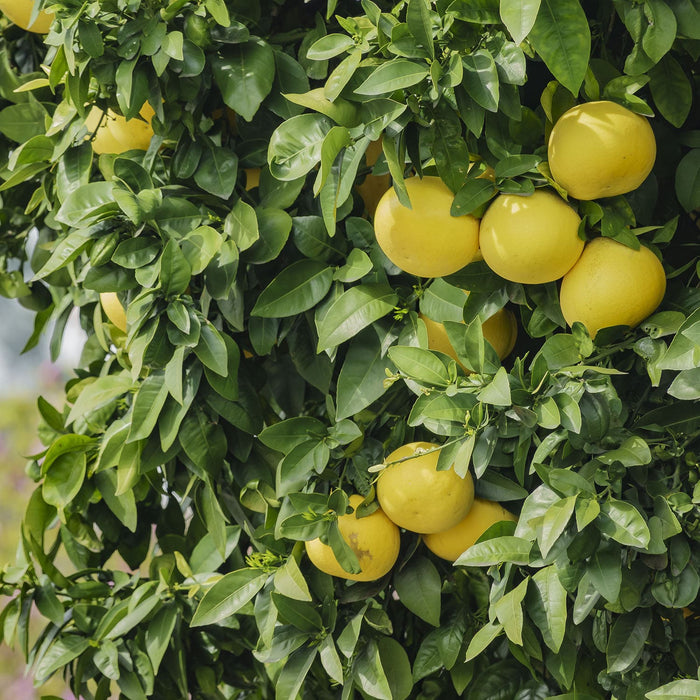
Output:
[{"left": 1, "top": 1, "right": 699, "bottom": 698}]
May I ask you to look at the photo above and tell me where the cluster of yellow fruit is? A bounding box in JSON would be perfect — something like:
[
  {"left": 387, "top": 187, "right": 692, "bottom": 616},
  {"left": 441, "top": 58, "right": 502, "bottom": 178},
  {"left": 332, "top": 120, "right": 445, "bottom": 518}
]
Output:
[
  {"left": 373, "top": 101, "right": 666, "bottom": 340},
  {"left": 0, "top": 0, "right": 53, "bottom": 33},
  {"left": 305, "top": 442, "right": 516, "bottom": 581}
]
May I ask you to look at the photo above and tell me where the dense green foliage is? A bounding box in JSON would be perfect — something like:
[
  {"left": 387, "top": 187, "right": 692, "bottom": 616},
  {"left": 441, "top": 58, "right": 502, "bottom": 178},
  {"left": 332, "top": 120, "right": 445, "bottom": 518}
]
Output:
[{"left": 0, "top": 0, "right": 699, "bottom": 698}]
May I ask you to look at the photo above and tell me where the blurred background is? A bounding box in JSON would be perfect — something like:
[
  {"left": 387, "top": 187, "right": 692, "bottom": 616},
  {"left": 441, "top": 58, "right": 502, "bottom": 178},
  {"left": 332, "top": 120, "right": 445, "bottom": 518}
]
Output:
[{"left": 0, "top": 296, "right": 84, "bottom": 699}]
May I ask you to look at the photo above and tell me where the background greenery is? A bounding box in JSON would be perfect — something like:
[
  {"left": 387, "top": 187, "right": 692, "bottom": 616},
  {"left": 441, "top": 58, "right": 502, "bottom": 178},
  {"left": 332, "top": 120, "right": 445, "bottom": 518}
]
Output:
[{"left": 0, "top": 0, "right": 699, "bottom": 698}]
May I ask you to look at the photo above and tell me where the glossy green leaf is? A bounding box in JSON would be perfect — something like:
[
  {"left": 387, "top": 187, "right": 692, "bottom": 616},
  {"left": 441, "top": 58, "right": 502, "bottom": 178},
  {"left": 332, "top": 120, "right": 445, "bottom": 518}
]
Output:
[
  {"left": 316, "top": 284, "right": 397, "bottom": 351},
  {"left": 529, "top": 0, "right": 591, "bottom": 95},
  {"left": 393, "top": 556, "right": 442, "bottom": 626},
  {"left": 500, "top": 0, "right": 541, "bottom": 44},
  {"left": 191, "top": 569, "right": 268, "bottom": 626}
]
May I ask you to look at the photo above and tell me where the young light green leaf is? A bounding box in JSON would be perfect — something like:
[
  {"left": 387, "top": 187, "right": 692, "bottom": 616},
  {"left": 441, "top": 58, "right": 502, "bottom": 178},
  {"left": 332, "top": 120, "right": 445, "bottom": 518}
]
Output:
[{"left": 493, "top": 577, "right": 529, "bottom": 645}]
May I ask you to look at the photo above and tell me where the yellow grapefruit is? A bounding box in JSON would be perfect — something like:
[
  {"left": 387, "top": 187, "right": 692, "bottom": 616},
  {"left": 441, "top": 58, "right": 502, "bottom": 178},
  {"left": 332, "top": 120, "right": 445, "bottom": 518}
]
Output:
[
  {"left": 86, "top": 103, "right": 156, "bottom": 155},
  {"left": 548, "top": 101, "right": 656, "bottom": 201},
  {"left": 356, "top": 139, "right": 391, "bottom": 217},
  {"left": 479, "top": 189, "right": 583, "bottom": 284},
  {"left": 423, "top": 498, "right": 517, "bottom": 561},
  {"left": 0, "top": 0, "right": 53, "bottom": 33},
  {"left": 99, "top": 292, "right": 127, "bottom": 333},
  {"left": 420, "top": 307, "right": 517, "bottom": 366},
  {"left": 374, "top": 176, "right": 480, "bottom": 278},
  {"left": 377, "top": 442, "right": 474, "bottom": 534},
  {"left": 559, "top": 236, "right": 666, "bottom": 339},
  {"left": 304, "top": 495, "right": 400, "bottom": 581}
]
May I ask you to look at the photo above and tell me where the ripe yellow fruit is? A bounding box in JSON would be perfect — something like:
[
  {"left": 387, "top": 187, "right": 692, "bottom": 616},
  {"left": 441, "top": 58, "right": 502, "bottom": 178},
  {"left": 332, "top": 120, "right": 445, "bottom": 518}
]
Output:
[
  {"left": 356, "top": 139, "right": 391, "bottom": 217},
  {"left": 480, "top": 189, "right": 583, "bottom": 284},
  {"left": 99, "top": 292, "right": 127, "bottom": 333},
  {"left": 559, "top": 236, "right": 666, "bottom": 339},
  {"left": 374, "top": 176, "right": 480, "bottom": 278},
  {"left": 548, "top": 101, "right": 656, "bottom": 201},
  {"left": 85, "top": 103, "right": 156, "bottom": 155},
  {"left": 0, "top": 0, "right": 53, "bottom": 33},
  {"left": 304, "top": 495, "right": 400, "bottom": 581},
  {"left": 420, "top": 307, "right": 517, "bottom": 365},
  {"left": 423, "top": 498, "right": 517, "bottom": 562},
  {"left": 244, "top": 168, "right": 260, "bottom": 191},
  {"left": 377, "top": 442, "right": 474, "bottom": 534}
]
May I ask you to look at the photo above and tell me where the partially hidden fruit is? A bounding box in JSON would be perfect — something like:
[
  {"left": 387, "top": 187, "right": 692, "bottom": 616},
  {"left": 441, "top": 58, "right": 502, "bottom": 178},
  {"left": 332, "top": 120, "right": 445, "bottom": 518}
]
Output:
[
  {"left": 480, "top": 189, "right": 583, "bottom": 284},
  {"left": 0, "top": 0, "right": 53, "bottom": 33},
  {"left": 423, "top": 498, "right": 517, "bottom": 561},
  {"left": 100, "top": 292, "right": 127, "bottom": 333},
  {"left": 244, "top": 168, "right": 260, "bottom": 191},
  {"left": 559, "top": 236, "right": 666, "bottom": 339},
  {"left": 377, "top": 442, "right": 475, "bottom": 534},
  {"left": 305, "top": 495, "right": 400, "bottom": 581},
  {"left": 420, "top": 306, "right": 517, "bottom": 366},
  {"left": 374, "top": 176, "right": 480, "bottom": 278},
  {"left": 356, "top": 139, "right": 391, "bottom": 217},
  {"left": 548, "top": 100, "right": 656, "bottom": 201},
  {"left": 86, "top": 103, "right": 156, "bottom": 155}
]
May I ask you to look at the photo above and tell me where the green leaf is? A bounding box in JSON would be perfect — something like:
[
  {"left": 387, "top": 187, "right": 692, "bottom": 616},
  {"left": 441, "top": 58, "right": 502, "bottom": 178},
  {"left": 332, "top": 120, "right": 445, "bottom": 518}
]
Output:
[
  {"left": 646, "top": 680, "right": 700, "bottom": 699},
  {"left": 0, "top": 102, "right": 48, "bottom": 142},
  {"left": 641, "top": 0, "right": 676, "bottom": 62},
  {"left": 194, "top": 145, "right": 238, "bottom": 199},
  {"left": 393, "top": 556, "right": 442, "bottom": 626},
  {"left": 500, "top": 0, "right": 541, "bottom": 44},
  {"left": 606, "top": 609, "right": 652, "bottom": 673},
  {"left": 269, "top": 114, "right": 333, "bottom": 181},
  {"left": 212, "top": 40, "right": 275, "bottom": 121},
  {"left": 587, "top": 545, "right": 622, "bottom": 603},
  {"left": 273, "top": 557, "right": 312, "bottom": 602},
  {"left": 191, "top": 569, "right": 268, "bottom": 626},
  {"left": 252, "top": 260, "right": 333, "bottom": 318},
  {"left": 455, "top": 536, "right": 532, "bottom": 566},
  {"left": 388, "top": 346, "right": 452, "bottom": 387},
  {"left": 127, "top": 373, "right": 168, "bottom": 443},
  {"left": 194, "top": 321, "right": 229, "bottom": 376},
  {"left": 275, "top": 646, "right": 318, "bottom": 700},
  {"left": 316, "top": 284, "right": 397, "bottom": 352},
  {"left": 493, "top": 577, "right": 528, "bottom": 645},
  {"left": 67, "top": 374, "right": 134, "bottom": 426},
  {"left": 668, "top": 367, "right": 700, "bottom": 400},
  {"left": 598, "top": 436, "right": 652, "bottom": 467},
  {"left": 649, "top": 54, "right": 693, "bottom": 127},
  {"left": 528, "top": 567, "right": 567, "bottom": 652},
  {"left": 376, "top": 637, "right": 413, "bottom": 700},
  {"left": 334, "top": 248, "right": 373, "bottom": 283},
  {"left": 259, "top": 417, "right": 327, "bottom": 454},
  {"left": 355, "top": 59, "right": 429, "bottom": 95},
  {"left": 462, "top": 50, "right": 500, "bottom": 112},
  {"left": 159, "top": 239, "right": 191, "bottom": 296},
  {"left": 35, "top": 636, "right": 90, "bottom": 681},
  {"left": 271, "top": 593, "right": 322, "bottom": 632},
  {"left": 336, "top": 329, "right": 392, "bottom": 420},
  {"left": 538, "top": 495, "right": 576, "bottom": 557},
  {"left": 94, "top": 469, "right": 138, "bottom": 532},
  {"left": 478, "top": 367, "right": 512, "bottom": 406},
  {"left": 407, "top": 0, "right": 435, "bottom": 59},
  {"left": 144, "top": 605, "right": 177, "bottom": 674},
  {"left": 529, "top": 0, "right": 591, "bottom": 95},
  {"left": 464, "top": 621, "right": 503, "bottom": 661},
  {"left": 598, "top": 499, "right": 650, "bottom": 549},
  {"left": 451, "top": 178, "right": 497, "bottom": 216},
  {"left": 307, "top": 33, "right": 355, "bottom": 60}
]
